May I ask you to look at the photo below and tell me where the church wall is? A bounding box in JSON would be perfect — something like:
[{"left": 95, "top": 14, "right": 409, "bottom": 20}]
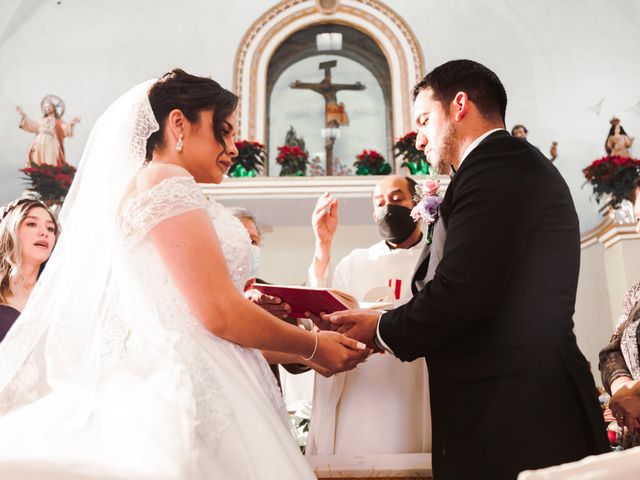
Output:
[
  {"left": 259, "top": 224, "right": 380, "bottom": 285},
  {"left": 2, "top": 0, "right": 640, "bottom": 234},
  {"left": 603, "top": 239, "right": 640, "bottom": 324},
  {"left": 389, "top": 0, "right": 640, "bottom": 233},
  {"left": 0, "top": 0, "right": 270, "bottom": 202},
  {"left": 574, "top": 241, "right": 614, "bottom": 382}
]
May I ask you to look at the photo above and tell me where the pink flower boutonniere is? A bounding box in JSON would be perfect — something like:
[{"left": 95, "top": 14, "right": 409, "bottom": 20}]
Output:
[{"left": 411, "top": 179, "right": 443, "bottom": 243}]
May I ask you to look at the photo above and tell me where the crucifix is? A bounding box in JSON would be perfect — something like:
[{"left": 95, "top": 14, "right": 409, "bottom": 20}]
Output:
[{"left": 290, "top": 60, "right": 365, "bottom": 175}]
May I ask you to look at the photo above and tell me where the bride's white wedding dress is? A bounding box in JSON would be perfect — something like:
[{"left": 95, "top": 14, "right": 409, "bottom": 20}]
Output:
[{"left": 0, "top": 82, "right": 315, "bottom": 479}]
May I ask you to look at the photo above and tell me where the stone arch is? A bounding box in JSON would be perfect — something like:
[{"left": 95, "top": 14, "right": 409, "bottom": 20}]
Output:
[{"left": 233, "top": 0, "right": 425, "bottom": 153}]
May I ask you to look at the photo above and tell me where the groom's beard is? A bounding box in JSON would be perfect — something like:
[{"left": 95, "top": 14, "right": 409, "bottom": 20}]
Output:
[{"left": 433, "top": 124, "right": 460, "bottom": 175}]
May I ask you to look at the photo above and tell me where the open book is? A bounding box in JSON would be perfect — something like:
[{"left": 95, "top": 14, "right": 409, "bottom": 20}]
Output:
[{"left": 250, "top": 283, "right": 393, "bottom": 318}]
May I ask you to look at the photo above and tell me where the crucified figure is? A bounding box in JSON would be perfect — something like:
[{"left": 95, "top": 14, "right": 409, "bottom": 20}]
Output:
[
  {"left": 290, "top": 60, "right": 365, "bottom": 127},
  {"left": 290, "top": 60, "right": 365, "bottom": 175}
]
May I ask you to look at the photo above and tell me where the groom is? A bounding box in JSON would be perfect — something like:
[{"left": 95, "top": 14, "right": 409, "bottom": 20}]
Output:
[{"left": 326, "top": 60, "right": 609, "bottom": 479}]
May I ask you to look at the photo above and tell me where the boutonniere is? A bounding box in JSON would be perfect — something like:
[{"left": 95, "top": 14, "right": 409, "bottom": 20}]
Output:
[{"left": 410, "top": 178, "right": 443, "bottom": 244}]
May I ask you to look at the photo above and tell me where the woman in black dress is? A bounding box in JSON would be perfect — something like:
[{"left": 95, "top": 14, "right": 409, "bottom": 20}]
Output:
[{"left": 0, "top": 198, "right": 58, "bottom": 341}]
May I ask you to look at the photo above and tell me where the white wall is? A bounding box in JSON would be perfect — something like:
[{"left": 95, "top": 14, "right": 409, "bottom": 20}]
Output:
[
  {"left": 258, "top": 224, "right": 380, "bottom": 285},
  {"left": 604, "top": 240, "right": 640, "bottom": 322},
  {"left": 0, "top": 0, "right": 267, "bottom": 201},
  {"left": 575, "top": 242, "right": 614, "bottom": 381},
  {"left": 2, "top": 0, "right": 640, "bottom": 233}
]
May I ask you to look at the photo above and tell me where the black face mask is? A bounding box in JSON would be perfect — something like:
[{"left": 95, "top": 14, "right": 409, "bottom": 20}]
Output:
[{"left": 375, "top": 204, "right": 416, "bottom": 244}]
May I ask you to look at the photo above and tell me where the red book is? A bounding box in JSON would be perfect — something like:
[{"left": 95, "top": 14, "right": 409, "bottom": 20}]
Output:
[{"left": 250, "top": 283, "right": 391, "bottom": 318}]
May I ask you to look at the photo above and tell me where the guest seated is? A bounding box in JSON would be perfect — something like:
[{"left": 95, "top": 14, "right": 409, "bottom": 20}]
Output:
[
  {"left": 0, "top": 197, "right": 58, "bottom": 341},
  {"left": 598, "top": 179, "right": 640, "bottom": 448}
]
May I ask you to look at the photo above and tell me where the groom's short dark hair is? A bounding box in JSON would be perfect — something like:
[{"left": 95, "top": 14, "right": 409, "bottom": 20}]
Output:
[{"left": 412, "top": 59, "right": 507, "bottom": 123}]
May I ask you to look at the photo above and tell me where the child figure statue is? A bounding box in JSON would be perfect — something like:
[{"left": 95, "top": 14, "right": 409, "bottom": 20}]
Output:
[{"left": 16, "top": 95, "right": 80, "bottom": 167}]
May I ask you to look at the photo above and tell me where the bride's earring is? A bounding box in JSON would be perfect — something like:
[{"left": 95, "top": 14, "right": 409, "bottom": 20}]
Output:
[{"left": 176, "top": 134, "right": 184, "bottom": 152}]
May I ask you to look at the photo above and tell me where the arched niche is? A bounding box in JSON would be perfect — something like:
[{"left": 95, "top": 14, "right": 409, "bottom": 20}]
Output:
[
  {"left": 233, "top": 0, "right": 425, "bottom": 171},
  {"left": 267, "top": 24, "right": 391, "bottom": 175}
]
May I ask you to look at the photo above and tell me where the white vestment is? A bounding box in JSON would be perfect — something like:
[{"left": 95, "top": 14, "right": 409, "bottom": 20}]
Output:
[{"left": 305, "top": 237, "right": 432, "bottom": 455}]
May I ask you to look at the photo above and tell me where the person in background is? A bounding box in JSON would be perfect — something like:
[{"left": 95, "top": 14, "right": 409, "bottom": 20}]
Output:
[
  {"left": 0, "top": 197, "right": 58, "bottom": 341},
  {"left": 228, "top": 206, "right": 262, "bottom": 278},
  {"left": 598, "top": 178, "right": 640, "bottom": 448},
  {"left": 230, "top": 207, "right": 313, "bottom": 386},
  {"left": 511, "top": 123, "right": 558, "bottom": 162}
]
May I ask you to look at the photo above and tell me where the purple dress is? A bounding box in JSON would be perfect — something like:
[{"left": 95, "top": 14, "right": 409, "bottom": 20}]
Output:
[{"left": 0, "top": 305, "right": 20, "bottom": 342}]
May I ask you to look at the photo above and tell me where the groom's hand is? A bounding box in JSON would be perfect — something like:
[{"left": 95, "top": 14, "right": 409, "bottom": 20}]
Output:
[{"left": 322, "top": 309, "right": 381, "bottom": 349}]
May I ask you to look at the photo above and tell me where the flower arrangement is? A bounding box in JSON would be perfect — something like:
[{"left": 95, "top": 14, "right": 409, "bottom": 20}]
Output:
[
  {"left": 394, "top": 131, "right": 430, "bottom": 175},
  {"left": 276, "top": 144, "right": 308, "bottom": 176},
  {"left": 229, "top": 140, "right": 265, "bottom": 177},
  {"left": 582, "top": 155, "right": 640, "bottom": 206},
  {"left": 354, "top": 149, "right": 391, "bottom": 175},
  {"left": 20, "top": 163, "right": 77, "bottom": 203},
  {"left": 411, "top": 178, "right": 443, "bottom": 244}
]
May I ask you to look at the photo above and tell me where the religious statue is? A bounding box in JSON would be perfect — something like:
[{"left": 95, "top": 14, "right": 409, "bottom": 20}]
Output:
[
  {"left": 284, "top": 125, "right": 308, "bottom": 152},
  {"left": 605, "top": 116, "right": 634, "bottom": 157},
  {"left": 326, "top": 102, "right": 350, "bottom": 126},
  {"left": 16, "top": 95, "right": 80, "bottom": 167},
  {"left": 290, "top": 60, "right": 365, "bottom": 175}
]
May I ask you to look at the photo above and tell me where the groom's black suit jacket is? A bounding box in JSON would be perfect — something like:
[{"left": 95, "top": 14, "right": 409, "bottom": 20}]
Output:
[{"left": 379, "top": 131, "right": 609, "bottom": 479}]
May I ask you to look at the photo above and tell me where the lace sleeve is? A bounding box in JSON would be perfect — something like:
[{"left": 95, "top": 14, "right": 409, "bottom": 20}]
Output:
[
  {"left": 620, "top": 283, "right": 640, "bottom": 323},
  {"left": 119, "top": 175, "right": 208, "bottom": 248}
]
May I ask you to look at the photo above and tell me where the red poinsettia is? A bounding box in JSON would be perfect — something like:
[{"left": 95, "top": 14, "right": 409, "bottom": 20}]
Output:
[
  {"left": 583, "top": 155, "right": 640, "bottom": 206},
  {"left": 276, "top": 145, "right": 308, "bottom": 176},
  {"left": 229, "top": 140, "right": 266, "bottom": 177},
  {"left": 20, "top": 163, "right": 77, "bottom": 203},
  {"left": 393, "top": 131, "right": 430, "bottom": 174},
  {"left": 354, "top": 149, "right": 391, "bottom": 175}
]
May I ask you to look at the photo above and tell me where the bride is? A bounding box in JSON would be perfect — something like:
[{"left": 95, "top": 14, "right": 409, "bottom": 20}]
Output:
[{"left": 0, "top": 69, "right": 368, "bottom": 479}]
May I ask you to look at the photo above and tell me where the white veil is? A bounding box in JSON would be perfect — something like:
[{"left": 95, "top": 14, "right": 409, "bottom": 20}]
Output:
[{"left": 0, "top": 80, "right": 159, "bottom": 411}]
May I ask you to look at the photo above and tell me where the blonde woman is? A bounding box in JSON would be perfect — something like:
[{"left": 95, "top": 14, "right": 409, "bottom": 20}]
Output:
[{"left": 0, "top": 198, "right": 58, "bottom": 341}]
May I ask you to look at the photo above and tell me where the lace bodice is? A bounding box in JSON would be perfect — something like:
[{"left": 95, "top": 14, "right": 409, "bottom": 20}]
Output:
[{"left": 116, "top": 174, "right": 287, "bottom": 450}]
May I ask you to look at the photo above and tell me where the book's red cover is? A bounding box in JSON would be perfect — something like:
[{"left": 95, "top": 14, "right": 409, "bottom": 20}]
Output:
[{"left": 250, "top": 284, "right": 350, "bottom": 318}]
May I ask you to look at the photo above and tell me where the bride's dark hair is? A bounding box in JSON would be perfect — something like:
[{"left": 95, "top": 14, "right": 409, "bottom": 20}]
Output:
[{"left": 145, "top": 68, "right": 239, "bottom": 161}]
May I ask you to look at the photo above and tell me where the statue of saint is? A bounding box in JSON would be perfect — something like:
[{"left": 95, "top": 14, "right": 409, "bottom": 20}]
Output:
[
  {"left": 606, "top": 117, "right": 634, "bottom": 157},
  {"left": 16, "top": 95, "right": 80, "bottom": 167}
]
